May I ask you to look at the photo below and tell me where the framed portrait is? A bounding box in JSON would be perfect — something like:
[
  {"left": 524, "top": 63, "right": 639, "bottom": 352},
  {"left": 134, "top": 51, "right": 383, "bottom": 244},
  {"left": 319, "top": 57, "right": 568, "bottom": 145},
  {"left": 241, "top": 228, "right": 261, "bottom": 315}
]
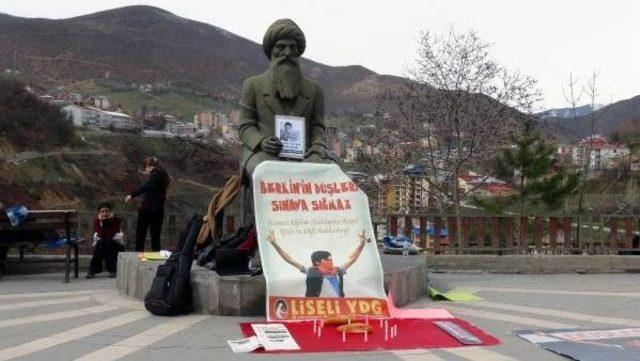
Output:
[{"left": 275, "top": 115, "right": 305, "bottom": 159}]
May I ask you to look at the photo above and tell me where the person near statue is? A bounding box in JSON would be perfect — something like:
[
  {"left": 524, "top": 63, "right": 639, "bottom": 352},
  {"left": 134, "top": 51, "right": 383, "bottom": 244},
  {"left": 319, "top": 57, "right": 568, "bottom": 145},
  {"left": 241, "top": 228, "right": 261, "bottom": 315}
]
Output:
[
  {"left": 124, "top": 156, "right": 171, "bottom": 252},
  {"left": 238, "top": 18, "right": 331, "bottom": 179}
]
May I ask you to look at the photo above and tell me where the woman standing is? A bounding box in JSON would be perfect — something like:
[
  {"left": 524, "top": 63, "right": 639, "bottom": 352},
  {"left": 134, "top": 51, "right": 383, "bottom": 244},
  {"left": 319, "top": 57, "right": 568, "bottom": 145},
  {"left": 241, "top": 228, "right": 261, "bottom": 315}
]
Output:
[{"left": 124, "top": 157, "right": 170, "bottom": 252}]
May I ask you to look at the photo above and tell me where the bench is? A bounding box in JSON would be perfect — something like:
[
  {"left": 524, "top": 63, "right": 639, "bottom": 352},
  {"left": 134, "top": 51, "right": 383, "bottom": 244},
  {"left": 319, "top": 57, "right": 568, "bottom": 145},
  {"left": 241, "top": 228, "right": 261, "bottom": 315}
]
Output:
[{"left": 0, "top": 210, "right": 83, "bottom": 282}]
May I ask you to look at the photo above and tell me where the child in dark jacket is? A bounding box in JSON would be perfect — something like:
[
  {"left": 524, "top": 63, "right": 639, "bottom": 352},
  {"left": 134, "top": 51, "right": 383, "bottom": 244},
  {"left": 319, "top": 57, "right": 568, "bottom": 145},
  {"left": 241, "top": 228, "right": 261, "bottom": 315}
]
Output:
[{"left": 87, "top": 202, "right": 124, "bottom": 279}]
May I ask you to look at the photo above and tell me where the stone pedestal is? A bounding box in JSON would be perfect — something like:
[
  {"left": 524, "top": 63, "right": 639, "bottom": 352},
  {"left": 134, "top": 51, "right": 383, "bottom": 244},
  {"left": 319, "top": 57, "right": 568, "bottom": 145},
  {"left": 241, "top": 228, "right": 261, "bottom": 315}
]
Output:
[{"left": 116, "top": 252, "right": 427, "bottom": 316}]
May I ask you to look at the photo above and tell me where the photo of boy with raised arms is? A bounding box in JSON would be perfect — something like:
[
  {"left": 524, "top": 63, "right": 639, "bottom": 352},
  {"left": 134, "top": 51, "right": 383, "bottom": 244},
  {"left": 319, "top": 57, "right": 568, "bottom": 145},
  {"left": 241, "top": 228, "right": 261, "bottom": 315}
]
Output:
[{"left": 266, "top": 229, "right": 369, "bottom": 297}]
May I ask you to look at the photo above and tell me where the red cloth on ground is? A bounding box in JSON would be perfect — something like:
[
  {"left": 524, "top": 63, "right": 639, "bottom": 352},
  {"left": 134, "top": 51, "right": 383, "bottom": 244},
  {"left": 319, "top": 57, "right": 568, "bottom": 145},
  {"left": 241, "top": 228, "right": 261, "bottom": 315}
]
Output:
[{"left": 240, "top": 317, "right": 500, "bottom": 353}]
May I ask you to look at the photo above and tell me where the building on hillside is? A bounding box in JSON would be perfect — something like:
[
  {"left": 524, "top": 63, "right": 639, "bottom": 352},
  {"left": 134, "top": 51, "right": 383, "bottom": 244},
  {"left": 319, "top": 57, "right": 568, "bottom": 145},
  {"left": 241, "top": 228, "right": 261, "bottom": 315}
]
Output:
[
  {"left": 61, "top": 104, "right": 137, "bottom": 130},
  {"left": 610, "top": 154, "right": 640, "bottom": 172},
  {"left": 92, "top": 108, "right": 138, "bottom": 130},
  {"left": 474, "top": 183, "right": 516, "bottom": 198},
  {"left": 420, "top": 136, "right": 438, "bottom": 149},
  {"left": 325, "top": 126, "right": 342, "bottom": 157},
  {"left": 228, "top": 110, "right": 240, "bottom": 124},
  {"left": 556, "top": 144, "right": 574, "bottom": 166},
  {"left": 557, "top": 144, "right": 572, "bottom": 156},
  {"left": 345, "top": 171, "right": 368, "bottom": 185},
  {"left": 194, "top": 110, "right": 215, "bottom": 128},
  {"left": 326, "top": 126, "right": 338, "bottom": 142},
  {"left": 223, "top": 125, "right": 239, "bottom": 141},
  {"left": 142, "top": 130, "right": 175, "bottom": 138},
  {"left": 92, "top": 96, "right": 110, "bottom": 110},
  {"left": 166, "top": 119, "right": 196, "bottom": 137},
  {"left": 194, "top": 110, "right": 239, "bottom": 141},
  {"left": 457, "top": 171, "right": 496, "bottom": 193},
  {"left": 219, "top": 119, "right": 238, "bottom": 140},
  {"left": 354, "top": 124, "right": 376, "bottom": 137},
  {"left": 344, "top": 145, "right": 360, "bottom": 163},
  {"left": 61, "top": 104, "right": 90, "bottom": 127},
  {"left": 139, "top": 84, "right": 153, "bottom": 93},
  {"left": 164, "top": 114, "right": 178, "bottom": 123},
  {"left": 572, "top": 135, "right": 630, "bottom": 170},
  {"left": 331, "top": 138, "right": 343, "bottom": 158},
  {"left": 632, "top": 158, "right": 640, "bottom": 172},
  {"left": 457, "top": 171, "right": 515, "bottom": 198},
  {"left": 379, "top": 164, "right": 431, "bottom": 214}
]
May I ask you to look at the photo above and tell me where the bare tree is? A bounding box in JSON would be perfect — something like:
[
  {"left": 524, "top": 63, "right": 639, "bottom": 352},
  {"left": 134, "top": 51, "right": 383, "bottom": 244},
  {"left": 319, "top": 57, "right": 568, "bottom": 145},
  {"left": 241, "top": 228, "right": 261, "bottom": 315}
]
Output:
[
  {"left": 564, "top": 71, "right": 600, "bottom": 248},
  {"left": 373, "top": 28, "right": 540, "bottom": 250},
  {"left": 562, "top": 72, "right": 583, "bottom": 120}
]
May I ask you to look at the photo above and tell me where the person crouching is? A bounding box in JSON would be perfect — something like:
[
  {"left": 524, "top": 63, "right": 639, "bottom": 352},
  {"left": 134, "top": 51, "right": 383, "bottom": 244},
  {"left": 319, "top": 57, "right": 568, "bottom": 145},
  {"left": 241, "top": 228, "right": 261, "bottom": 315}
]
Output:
[{"left": 87, "top": 202, "right": 124, "bottom": 279}]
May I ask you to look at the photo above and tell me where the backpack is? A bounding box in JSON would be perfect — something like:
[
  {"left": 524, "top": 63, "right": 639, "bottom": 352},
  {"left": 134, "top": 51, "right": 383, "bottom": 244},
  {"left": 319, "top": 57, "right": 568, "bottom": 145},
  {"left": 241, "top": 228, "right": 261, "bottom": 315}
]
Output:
[
  {"left": 196, "top": 225, "right": 253, "bottom": 266},
  {"left": 213, "top": 226, "right": 258, "bottom": 275},
  {"left": 144, "top": 214, "right": 202, "bottom": 316}
]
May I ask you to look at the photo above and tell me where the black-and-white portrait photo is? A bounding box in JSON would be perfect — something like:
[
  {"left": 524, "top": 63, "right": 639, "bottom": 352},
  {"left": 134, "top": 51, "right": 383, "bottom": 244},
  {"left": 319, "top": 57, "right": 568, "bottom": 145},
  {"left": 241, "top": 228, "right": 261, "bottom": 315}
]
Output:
[
  {"left": 279, "top": 121, "right": 299, "bottom": 142},
  {"left": 275, "top": 115, "right": 305, "bottom": 159}
]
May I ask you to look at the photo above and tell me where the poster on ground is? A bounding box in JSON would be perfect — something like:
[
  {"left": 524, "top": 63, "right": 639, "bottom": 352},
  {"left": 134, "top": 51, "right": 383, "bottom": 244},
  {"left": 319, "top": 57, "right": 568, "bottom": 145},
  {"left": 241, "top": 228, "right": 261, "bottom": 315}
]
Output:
[
  {"left": 517, "top": 327, "right": 640, "bottom": 361},
  {"left": 253, "top": 161, "right": 389, "bottom": 321}
]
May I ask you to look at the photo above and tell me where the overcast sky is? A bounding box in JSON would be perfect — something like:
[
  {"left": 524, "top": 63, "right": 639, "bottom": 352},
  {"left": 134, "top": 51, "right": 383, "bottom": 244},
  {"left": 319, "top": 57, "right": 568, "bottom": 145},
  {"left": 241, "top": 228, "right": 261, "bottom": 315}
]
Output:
[{"left": 2, "top": 0, "right": 639, "bottom": 109}]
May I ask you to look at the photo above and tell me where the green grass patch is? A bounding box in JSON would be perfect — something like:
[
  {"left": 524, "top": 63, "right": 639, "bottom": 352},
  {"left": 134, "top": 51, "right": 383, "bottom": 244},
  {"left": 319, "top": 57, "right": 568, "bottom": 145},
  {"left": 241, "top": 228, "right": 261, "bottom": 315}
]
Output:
[
  {"left": 106, "top": 90, "right": 231, "bottom": 121},
  {"left": 65, "top": 80, "right": 111, "bottom": 95}
]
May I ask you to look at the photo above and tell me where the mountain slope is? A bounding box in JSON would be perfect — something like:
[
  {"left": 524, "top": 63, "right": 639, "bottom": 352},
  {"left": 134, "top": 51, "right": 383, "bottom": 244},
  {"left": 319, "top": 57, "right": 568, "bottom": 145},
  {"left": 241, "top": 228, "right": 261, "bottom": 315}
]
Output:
[
  {"left": 537, "top": 104, "right": 602, "bottom": 119},
  {"left": 0, "top": 76, "right": 234, "bottom": 210},
  {"left": 540, "top": 95, "right": 640, "bottom": 142},
  {"left": 0, "top": 6, "right": 401, "bottom": 114}
]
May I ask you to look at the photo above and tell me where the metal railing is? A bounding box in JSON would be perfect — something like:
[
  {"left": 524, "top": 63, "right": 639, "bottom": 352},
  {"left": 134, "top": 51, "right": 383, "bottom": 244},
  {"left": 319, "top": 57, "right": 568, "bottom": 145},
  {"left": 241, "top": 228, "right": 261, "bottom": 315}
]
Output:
[
  {"left": 374, "top": 213, "right": 640, "bottom": 255},
  {"left": 68, "top": 211, "right": 640, "bottom": 255}
]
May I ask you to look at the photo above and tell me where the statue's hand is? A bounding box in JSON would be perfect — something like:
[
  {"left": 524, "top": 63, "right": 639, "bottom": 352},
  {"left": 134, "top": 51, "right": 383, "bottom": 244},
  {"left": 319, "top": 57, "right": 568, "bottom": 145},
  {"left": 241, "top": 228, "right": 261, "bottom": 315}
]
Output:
[
  {"left": 261, "top": 137, "right": 283, "bottom": 156},
  {"left": 305, "top": 148, "right": 328, "bottom": 163}
]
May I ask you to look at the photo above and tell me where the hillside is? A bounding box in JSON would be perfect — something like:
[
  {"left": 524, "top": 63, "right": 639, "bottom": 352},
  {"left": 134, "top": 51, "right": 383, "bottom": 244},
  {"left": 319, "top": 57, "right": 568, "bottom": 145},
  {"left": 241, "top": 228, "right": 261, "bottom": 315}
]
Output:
[
  {"left": 0, "top": 76, "right": 75, "bottom": 151},
  {"left": 538, "top": 95, "right": 640, "bottom": 142},
  {"left": 0, "top": 6, "right": 402, "bottom": 115},
  {"left": 0, "top": 129, "right": 235, "bottom": 212},
  {"left": 0, "top": 77, "right": 234, "bottom": 213},
  {"left": 537, "top": 104, "right": 602, "bottom": 119},
  {"left": 0, "top": 131, "right": 237, "bottom": 208}
]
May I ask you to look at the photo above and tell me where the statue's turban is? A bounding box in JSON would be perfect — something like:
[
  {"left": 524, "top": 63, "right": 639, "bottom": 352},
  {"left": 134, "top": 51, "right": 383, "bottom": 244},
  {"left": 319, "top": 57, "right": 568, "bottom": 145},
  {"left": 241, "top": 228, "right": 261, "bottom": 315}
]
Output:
[{"left": 262, "top": 19, "right": 306, "bottom": 59}]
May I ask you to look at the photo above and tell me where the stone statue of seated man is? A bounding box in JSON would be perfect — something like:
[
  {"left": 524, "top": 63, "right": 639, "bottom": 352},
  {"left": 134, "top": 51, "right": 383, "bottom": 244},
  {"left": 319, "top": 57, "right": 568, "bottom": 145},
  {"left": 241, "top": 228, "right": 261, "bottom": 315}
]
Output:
[{"left": 238, "top": 18, "right": 331, "bottom": 180}]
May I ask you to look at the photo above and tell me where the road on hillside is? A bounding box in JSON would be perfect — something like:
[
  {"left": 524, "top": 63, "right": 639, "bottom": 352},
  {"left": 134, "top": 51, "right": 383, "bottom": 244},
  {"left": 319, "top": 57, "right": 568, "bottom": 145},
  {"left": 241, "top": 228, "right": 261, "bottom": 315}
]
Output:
[{"left": 1, "top": 150, "right": 121, "bottom": 164}]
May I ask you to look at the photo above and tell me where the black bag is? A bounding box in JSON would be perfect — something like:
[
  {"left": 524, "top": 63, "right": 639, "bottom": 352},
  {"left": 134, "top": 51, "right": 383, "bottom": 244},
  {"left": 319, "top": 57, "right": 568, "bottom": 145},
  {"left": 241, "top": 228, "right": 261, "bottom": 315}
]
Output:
[
  {"left": 144, "top": 214, "right": 202, "bottom": 316},
  {"left": 214, "top": 248, "right": 252, "bottom": 275},
  {"left": 196, "top": 225, "right": 252, "bottom": 266}
]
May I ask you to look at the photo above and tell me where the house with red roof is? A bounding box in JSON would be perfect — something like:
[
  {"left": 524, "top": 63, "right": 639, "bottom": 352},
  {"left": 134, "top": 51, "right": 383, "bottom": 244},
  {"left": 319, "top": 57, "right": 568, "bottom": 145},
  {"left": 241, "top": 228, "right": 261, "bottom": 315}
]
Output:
[{"left": 572, "top": 135, "right": 630, "bottom": 170}]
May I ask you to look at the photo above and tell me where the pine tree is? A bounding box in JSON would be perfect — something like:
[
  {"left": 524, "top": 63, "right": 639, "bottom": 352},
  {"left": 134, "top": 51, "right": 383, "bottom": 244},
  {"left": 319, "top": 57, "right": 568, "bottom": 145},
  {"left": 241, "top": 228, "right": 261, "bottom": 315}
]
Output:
[
  {"left": 477, "top": 130, "right": 578, "bottom": 243},
  {"left": 500, "top": 132, "right": 577, "bottom": 209}
]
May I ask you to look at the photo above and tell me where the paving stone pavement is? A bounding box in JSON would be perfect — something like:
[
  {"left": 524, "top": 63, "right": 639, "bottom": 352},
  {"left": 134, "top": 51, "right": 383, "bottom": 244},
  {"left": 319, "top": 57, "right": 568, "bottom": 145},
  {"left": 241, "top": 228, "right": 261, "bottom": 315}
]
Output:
[{"left": 1, "top": 272, "right": 640, "bottom": 360}]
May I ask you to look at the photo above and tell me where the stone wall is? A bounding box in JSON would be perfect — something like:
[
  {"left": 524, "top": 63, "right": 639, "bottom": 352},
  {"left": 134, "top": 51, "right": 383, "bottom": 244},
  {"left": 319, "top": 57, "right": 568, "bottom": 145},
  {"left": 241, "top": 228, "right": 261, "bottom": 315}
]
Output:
[{"left": 117, "top": 252, "right": 428, "bottom": 316}]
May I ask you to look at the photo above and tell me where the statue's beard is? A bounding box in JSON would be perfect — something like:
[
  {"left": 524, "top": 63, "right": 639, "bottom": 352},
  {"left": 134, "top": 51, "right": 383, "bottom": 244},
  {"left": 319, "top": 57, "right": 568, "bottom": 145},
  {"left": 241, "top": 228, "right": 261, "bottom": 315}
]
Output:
[{"left": 268, "top": 56, "right": 303, "bottom": 100}]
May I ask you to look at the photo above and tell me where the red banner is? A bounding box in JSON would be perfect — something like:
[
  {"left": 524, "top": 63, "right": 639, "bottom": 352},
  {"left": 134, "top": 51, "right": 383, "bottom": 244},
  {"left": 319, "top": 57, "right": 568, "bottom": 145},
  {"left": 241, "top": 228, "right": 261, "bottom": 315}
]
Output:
[{"left": 269, "top": 296, "right": 390, "bottom": 321}]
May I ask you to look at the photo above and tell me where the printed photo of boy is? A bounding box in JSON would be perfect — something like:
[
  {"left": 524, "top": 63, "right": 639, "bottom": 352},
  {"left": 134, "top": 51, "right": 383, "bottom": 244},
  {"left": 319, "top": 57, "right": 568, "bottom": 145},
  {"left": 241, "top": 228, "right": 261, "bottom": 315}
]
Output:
[{"left": 266, "top": 229, "right": 368, "bottom": 297}]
